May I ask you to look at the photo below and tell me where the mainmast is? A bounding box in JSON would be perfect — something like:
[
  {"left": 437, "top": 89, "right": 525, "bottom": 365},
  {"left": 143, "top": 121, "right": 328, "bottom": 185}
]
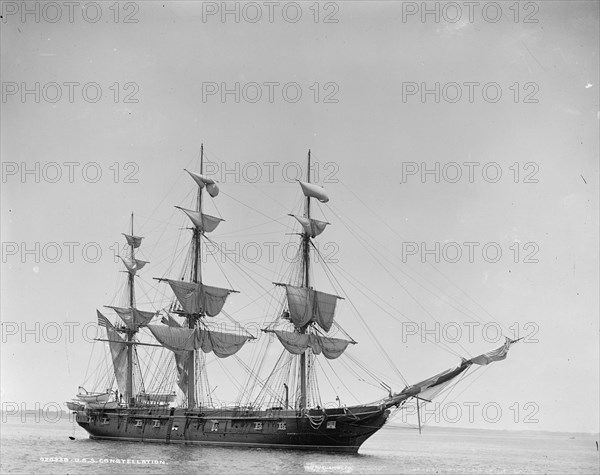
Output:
[
  {"left": 187, "top": 143, "right": 205, "bottom": 409},
  {"left": 299, "top": 150, "right": 311, "bottom": 410},
  {"left": 126, "top": 213, "right": 135, "bottom": 406},
  {"left": 148, "top": 147, "right": 253, "bottom": 408}
]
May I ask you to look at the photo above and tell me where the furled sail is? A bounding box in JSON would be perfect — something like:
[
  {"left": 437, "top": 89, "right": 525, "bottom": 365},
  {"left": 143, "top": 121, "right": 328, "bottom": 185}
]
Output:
[
  {"left": 410, "top": 363, "right": 469, "bottom": 396},
  {"left": 283, "top": 285, "right": 340, "bottom": 331},
  {"left": 176, "top": 207, "right": 224, "bottom": 233},
  {"left": 96, "top": 310, "right": 145, "bottom": 397},
  {"left": 273, "top": 330, "right": 312, "bottom": 354},
  {"left": 206, "top": 183, "right": 219, "bottom": 198},
  {"left": 161, "top": 316, "right": 189, "bottom": 395},
  {"left": 312, "top": 290, "right": 339, "bottom": 332},
  {"left": 317, "top": 334, "right": 351, "bottom": 359},
  {"left": 273, "top": 330, "right": 351, "bottom": 359},
  {"left": 165, "top": 279, "right": 233, "bottom": 316},
  {"left": 291, "top": 215, "right": 329, "bottom": 238},
  {"left": 119, "top": 256, "right": 149, "bottom": 276},
  {"left": 148, "top": 324, "right": 251, "bottom": 358},
  {"left": 122, "top": 233, "right": 143, "bottom": 248},
  {"left": 106, "top": 306, "right": 155, "bottom": 331},
  {"left": 285, "top": 286, "right": 312, "bottom": 327},
  {"left": 185, "top": 169, "right": 219, "bottom": 197},
  {"left": 299, "top": 181, "right": 329, "bottom": 203},
  {"left": 148, "top": 324, "right": 198, "bottom": 351},
  {"left": 174, "top": 351, "right": 190, "bottom": 396},
  {"left": 202, "top": 330, "right": 251, "bottom": 358},
  {"left": 97, "top": 310, "right": 128, "bottom": 393},
  {"left": 400, "top": 338, "right": 516, "bottom": 403},
  {"left": 468, "top": 337, "right": 513, "bottom": 366},
  {"left": 417, "top": 378, "right": 456, "bottom": 402}
]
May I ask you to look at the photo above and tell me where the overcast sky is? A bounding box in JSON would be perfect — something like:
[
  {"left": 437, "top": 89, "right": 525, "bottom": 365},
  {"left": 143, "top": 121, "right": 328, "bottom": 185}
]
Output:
[{"left": 1, "top": 1, "right": 598, "bottom": 433}]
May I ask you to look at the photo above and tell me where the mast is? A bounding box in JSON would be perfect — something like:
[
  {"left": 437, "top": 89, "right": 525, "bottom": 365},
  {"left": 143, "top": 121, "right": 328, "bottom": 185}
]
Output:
[
  {"left": 151, "top": 146, "right": 249, "bottom": 408},
  {"left": 300, "top": 150, "right": 311, "bottom": 410},
  {"left": 126, "top": 213, "right": 134, "bottom": 406},
  {"left": 187, "top": 144, "right": 204, "bottom": 409}
]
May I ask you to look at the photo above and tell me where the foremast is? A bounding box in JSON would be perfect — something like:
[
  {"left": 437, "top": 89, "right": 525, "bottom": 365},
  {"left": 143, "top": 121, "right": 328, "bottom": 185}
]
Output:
[
  {"left": 299, "top": 151, "right": 312, "bottom": 410},
  {"left": 266, "top": 150, "right": 355, "bottom": 411}
]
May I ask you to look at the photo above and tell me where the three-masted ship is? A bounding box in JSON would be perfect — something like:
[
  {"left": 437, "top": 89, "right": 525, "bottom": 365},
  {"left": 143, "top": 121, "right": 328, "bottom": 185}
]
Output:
[{"left": 71, "top": 146, "right": 517, "bottom": 452}]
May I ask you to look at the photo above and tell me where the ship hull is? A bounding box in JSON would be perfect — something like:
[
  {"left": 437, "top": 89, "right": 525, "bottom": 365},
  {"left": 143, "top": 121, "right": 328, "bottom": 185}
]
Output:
[{"left": 76, "top": 404, "right": 390, "bottom": 453}]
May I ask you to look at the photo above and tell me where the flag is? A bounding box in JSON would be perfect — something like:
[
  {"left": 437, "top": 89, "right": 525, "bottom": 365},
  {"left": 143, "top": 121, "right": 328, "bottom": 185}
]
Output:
[{"left": 97, "top": 310, "right": 113, "bottom": 329}]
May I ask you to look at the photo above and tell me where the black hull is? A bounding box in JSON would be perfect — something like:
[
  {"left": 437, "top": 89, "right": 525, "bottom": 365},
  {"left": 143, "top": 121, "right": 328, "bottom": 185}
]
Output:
[{"left": 76, "top": 404, "right": 391, "bottom": 453}]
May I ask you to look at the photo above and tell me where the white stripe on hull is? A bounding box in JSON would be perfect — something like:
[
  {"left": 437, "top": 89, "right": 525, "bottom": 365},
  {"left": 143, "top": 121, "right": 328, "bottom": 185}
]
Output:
[{"left": 88, "top": 434, "right": 361, "bottom": 452}]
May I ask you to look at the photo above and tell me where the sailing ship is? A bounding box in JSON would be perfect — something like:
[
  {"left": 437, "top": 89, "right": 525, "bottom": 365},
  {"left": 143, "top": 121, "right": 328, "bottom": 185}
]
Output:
[{"left": 70, "top": 146, "right": 518, "bottom": 452}]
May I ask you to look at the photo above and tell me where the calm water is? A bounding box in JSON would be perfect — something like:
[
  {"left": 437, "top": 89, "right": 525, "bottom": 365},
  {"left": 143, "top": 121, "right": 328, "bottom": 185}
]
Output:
[{"left": 1, "top": 414, "right": 598, "bottom": 474}]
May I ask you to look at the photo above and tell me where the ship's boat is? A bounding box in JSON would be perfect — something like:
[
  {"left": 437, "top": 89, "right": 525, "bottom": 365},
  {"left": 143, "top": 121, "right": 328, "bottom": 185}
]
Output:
[
  {"left": 65, "top": 401, "right": 85, "bottom": 412},
  {"left": 75, "top": 389, "right": 113, "bottom": 404}
]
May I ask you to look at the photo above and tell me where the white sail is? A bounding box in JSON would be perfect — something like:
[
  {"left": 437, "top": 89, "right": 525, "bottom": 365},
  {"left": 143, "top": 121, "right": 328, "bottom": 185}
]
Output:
[
  {"left": 273, "top": 330, "right": 351, "bottom": 359},
  {"left": 147, "top": 324, "right": 198, "bottom": 351},
  {"left": 185, "top": 169, "right": 220, "bottom": 197},
  {"left": 122, "top": 233, "right": 143, "bottom": 248},
  {"left": 165, "top": 279, "right": 233, "bottom": 316},
  {"left": 417, "top": 378, "right": 455, "bottom": 401},
  {"left": 469, "top": 337, "right": 513, "bottom": 366},
  {"left": 284, "top": 285, "right": 340, "bottom": 331},
  {"left": 107, "top": 306, "right": 155, "bottom": 331},
  {"left": 119, "top": 256, "right": 149, "bottom": 276},
  {"left": 97, "top": 310, "right": 128, "bottom": 394},
  {"left": 200, "top": 329, "right": 250, "bottom": 358},
  {"left": 285, "top": 286, "right": 313, "bottom": 327},
  {"left": 313, "top": 290, "right": 338, "bottom": 332},
  {"left": 148, "top": 324, "right": 251, "bottom": 358},
  {"left": 161, "top": 315, "right": 190, "bottom": 396},
  {"left": 174, "top": 351, "right": 190, "bottom": 397},
  {"left": 134, "top": 259, "right": 148, "bottom": 270},
  {"left": 176, "top": 207, "right": 224, "bottom": 233},
  {"left": 315, "top": 334, "right": 350, "bottom": 359},
  {"left": 206, "top": 183, "right": 219, "bottom": 197},
  {"left": 97, "top": 310, "right": 145, "bottom": 398},
  {"left": 299, "top": 181, "right": 329, "bottom": 203},
  {"left": 273, "top": 330, "right": 312, "bottom": 354},
  {"left": 291, "top": 215, "right": 329, "bottom": 238}
]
